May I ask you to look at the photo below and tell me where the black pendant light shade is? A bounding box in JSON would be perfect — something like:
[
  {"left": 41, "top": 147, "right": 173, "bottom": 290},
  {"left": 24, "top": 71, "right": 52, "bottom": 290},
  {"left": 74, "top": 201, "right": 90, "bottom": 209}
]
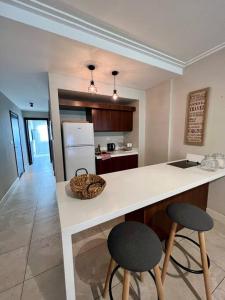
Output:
[
  {"left": 87, "top": 65, "right": 97, "bottom": 93},
  {"left": 112, "top": 71, "right": 119, "bottom": 100}
]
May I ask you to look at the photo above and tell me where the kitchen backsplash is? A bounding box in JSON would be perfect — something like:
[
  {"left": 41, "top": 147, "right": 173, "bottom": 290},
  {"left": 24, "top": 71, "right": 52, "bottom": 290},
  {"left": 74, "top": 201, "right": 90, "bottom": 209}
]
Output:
[{"left": 94, "top": 132, "right": 124, "bottom": 150}]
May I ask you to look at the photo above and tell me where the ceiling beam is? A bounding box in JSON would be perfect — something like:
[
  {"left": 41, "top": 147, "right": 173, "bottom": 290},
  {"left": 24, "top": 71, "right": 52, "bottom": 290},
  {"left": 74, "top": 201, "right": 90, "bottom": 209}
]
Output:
[{"left": 0, "top": 0, "right": 184, "bottom": 75}]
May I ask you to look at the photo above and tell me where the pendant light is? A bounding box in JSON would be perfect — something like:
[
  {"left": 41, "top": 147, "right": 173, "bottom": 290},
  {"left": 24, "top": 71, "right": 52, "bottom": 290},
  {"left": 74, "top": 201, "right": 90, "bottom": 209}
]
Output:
[
  {"left": 112, "top": 70, "right": 119, "bottom": 100},
  {"left": 87, "top": 65, "right": 97, "bottom": 93}
]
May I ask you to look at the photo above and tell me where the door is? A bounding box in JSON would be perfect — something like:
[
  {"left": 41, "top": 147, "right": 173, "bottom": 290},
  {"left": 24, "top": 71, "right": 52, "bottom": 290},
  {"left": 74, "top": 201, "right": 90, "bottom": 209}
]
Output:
[
  {"left": 47, "top": 120, "right": 53, "bottom": 163},
  {"left": 64, "top": 145, "right": 96, "bottom": 180},
  {"left": 24, "top": 118, "right": 53, "bottom": 165},
  {"left": 10, "top": 112, "right": 25, "bottom": 177}
]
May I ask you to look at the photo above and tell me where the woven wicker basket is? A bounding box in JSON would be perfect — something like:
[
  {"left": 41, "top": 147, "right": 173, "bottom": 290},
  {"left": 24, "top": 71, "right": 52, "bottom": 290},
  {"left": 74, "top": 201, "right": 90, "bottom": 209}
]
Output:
[{"left": 70, "top": 168, "right": 106, "bottom": 200}]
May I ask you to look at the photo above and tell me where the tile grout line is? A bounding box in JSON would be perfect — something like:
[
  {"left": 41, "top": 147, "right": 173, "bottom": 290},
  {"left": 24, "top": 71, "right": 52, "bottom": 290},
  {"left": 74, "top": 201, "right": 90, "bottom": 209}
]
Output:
[
  {"left": 210, "top": 257, "right": 225, "bottom": 273},
  {"left": 0, "top": 241, "right": 33, "bottom": 257},
  {"left": 19, "top": 192, "right": 40, "bottom": 300},
  {"left": 20, "top": 231, "right": 107, "bottom": 282},
  {"left": 175, "top": 228, "right": 225, "bottom": 272},
  {"left": 34, "top": 211, "right": 59, "bottom": 223},
  {"left": 212, "top": 274, "right": 225, "bottom": 294},
  {"left": 0, "top": 163, "right": 55, "bottom": 297},
  {"left": 95, "top": 281, "right": 122, "bottom": 300},
  {"left": 0, "top": 283, "right": 23, "bottom": 297},
  {"left": 24, "top": 262, "right": 64, "bottom": 282},
  {"left": 31, "top": 229, "right": 61, "bottom": 244},
  {"left": 3, "top": 168, "right": 225, "bottom": 300},
  {"left": 20, "top": 225, "right": 108, "bottom": 280},
  {"left": 18, "top": 167, "right": 57, "bottom": 298},
  {"left": 0, "top": 178, "right": 34, "bottom": 296}
]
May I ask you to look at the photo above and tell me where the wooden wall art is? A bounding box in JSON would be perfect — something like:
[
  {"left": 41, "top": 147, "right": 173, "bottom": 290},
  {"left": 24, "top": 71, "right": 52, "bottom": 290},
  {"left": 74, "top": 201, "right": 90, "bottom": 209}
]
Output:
[{"left": 184, "top": 88, "right": 209, "bottom": 146}]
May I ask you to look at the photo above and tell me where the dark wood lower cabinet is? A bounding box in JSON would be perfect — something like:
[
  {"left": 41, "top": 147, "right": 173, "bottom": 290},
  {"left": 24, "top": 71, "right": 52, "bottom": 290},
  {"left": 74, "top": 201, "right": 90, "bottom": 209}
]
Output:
[
  {"left": 96, "top": 154, "right": 138, "bottom": 175},
  {"left": 125, "top": 183, "right": 209, "bottom": 241}
]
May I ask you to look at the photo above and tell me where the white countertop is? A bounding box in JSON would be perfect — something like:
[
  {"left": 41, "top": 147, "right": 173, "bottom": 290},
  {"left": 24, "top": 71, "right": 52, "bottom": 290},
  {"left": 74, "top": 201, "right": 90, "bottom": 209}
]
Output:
[
  {"left": 95, "top": 148, "right": 138, "bottom": 159},
  {"left": 56, "top": 162, "right": 225, "bottom": 236}
]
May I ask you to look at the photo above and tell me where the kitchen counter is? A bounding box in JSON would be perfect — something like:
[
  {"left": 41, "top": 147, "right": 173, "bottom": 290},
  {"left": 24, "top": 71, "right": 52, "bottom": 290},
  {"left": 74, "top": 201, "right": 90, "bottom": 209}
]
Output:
[
  {"left": 57, "top": 162, "right": 225, "bottom": 234},
  {"left": 95, "top": 148, "right": 138, "bottom": 159},
  {"left": 56, "top": 161, "right": 225, "bottom": 300}
]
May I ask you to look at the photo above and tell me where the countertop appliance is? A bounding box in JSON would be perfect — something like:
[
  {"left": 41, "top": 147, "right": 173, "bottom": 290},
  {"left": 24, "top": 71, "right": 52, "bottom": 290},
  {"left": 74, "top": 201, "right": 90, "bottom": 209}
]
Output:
[
  {"left": 62, "top": 122, "right": 96, "bottom": 180},
  {"left": 107, "top": 143, "right": 115, "bottom": 152},
  {"left": 124, "top": 143, "right": 133, "bottom": 151},
  {"left": 167, "top": 160, "right": 200, "bottom": 169}
]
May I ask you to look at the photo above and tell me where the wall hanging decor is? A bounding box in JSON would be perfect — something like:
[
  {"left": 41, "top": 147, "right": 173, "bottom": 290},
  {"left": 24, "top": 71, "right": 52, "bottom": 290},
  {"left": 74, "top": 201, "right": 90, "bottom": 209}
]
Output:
[{"left": 184, "top": 88, "right": 209, "bottom": 146}]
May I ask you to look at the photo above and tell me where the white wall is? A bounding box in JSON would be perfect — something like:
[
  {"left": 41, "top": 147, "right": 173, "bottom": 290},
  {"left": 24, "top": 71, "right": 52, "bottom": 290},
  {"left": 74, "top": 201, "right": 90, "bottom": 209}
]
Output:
[
  {"left": 48, "top": 73, "right": 146, "bottom": 181},
  {"left": 0, "top": 92, "right": 28, "bottom": 200},
  {"left": 169, "top": 50, "right": 225, "bottom": 160},
  {"left": 22, "top": 111, "right": 49, "bottom": 118},
  {"left": 170, "top": 49, "right": 225, "bottom": 216},
  {"left": 145, "top": 81, "right": 171, "bottom": 165},
  {"left": 145, "top": 48, "right": 225, "bottom": 215}
]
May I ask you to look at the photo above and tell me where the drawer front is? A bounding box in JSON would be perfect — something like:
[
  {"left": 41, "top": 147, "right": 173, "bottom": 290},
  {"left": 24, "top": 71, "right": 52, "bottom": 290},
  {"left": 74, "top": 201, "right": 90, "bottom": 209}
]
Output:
[{"left": 96, "top": 155, "right": 138, "bottom": 175}]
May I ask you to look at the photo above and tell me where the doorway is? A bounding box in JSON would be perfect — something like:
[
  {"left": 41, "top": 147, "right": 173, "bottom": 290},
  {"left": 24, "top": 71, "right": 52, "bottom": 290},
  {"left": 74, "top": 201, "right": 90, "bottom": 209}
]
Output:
[
  {"left": 24, "top": 118, "right": 52, "bottom": 167},
  {"left": 10, "top": 111, "right": 25, "bottom": 177}
]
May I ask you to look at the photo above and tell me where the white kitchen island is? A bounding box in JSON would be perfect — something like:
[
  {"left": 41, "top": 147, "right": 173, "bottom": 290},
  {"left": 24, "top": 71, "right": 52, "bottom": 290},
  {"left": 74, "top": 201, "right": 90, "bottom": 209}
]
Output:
[{"left": 56, "top": 162, "right": 225, "bottom": 300}]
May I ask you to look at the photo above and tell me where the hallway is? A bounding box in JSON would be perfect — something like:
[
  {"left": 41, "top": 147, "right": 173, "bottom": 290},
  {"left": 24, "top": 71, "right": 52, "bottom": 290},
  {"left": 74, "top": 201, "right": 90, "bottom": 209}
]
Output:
[
  {"left": 0, "top": 157, "right": 120, "bottom": 300},
  {"left": 1, "top": 159, "right": 225, "bottom": 299},
  {"left": 0, "top": 158, "right": 64, "bottom": 299}
]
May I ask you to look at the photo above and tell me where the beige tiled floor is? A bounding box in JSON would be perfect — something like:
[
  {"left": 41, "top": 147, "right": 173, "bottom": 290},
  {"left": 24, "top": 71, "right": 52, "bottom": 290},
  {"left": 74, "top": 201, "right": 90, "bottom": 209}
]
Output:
[
  {"left": 0, "top": 285, "right": 22, "bottom": 300},
  {"left": 0, "top": 156, "right": 225, "bottom": 299}
]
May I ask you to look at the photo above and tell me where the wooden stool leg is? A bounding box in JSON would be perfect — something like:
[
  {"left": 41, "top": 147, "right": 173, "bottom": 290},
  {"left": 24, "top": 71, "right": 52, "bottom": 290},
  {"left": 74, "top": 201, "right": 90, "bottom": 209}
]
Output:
[
  {"left": 161, "top": 222, "right": 177, "bottom": 283},
  {"left": 198, "top": 232, "right": 212, "bottom": 300},
  {"left": 122, "top": 269, "right": 130, "bottom": 300},
  {"left": 154, "top": 265, "right": 165, "bottom": 300},
  {"left": 103, "top": 258, "right": 115, "bottom": 298},
  {"left": 140, "top": 272, "right": 144, "bottom": 282}
]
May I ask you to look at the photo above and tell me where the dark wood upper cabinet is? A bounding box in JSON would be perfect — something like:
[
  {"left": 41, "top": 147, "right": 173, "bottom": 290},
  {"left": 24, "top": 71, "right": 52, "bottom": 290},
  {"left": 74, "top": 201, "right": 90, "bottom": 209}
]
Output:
[
  {"left": 58, "top": 96, "right": 135, "bottom": 132},
  {"left": 91, "top": 109, "right": 133, "bottom": 132}
]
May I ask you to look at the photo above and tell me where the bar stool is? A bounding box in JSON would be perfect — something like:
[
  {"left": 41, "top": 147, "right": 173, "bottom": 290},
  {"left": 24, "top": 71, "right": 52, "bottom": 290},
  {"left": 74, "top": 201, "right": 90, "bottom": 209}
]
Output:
[
  {"left": 103, "top": 221, "right": 164, "bottom": 300},
  {"left": 162, "top": 203, "right": 214, "bottom": 300}
]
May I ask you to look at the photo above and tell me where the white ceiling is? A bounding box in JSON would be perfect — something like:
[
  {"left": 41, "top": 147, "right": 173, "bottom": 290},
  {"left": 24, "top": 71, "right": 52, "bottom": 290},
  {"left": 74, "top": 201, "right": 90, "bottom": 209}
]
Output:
[
  {"left": 33, "top": 0, "right": 225, "bottom": 61},
  {"left": 1, "top": 0, "right": 225, "bottom": 111},
  {"left": 0, "top": 17, "right": 175, "bottom": 111}
]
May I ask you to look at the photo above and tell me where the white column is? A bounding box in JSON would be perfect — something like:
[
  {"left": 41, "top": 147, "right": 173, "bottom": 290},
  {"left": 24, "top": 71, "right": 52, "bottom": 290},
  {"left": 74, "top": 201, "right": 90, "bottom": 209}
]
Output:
[{"left": 62, "top": 231, "right": 76, "bottom": 300}]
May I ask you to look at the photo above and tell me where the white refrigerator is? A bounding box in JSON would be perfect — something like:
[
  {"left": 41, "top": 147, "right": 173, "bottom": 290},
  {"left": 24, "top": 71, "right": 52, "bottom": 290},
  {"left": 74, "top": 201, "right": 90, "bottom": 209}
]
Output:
[{"left": 62, "top": 122, "right": 96, "bottom": 180}]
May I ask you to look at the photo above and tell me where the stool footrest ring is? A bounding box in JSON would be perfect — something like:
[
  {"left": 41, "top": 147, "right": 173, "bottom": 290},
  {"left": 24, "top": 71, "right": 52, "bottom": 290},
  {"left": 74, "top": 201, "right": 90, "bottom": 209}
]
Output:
[{"left": 166, "top": 234, "right": 210, "bottom": 274}]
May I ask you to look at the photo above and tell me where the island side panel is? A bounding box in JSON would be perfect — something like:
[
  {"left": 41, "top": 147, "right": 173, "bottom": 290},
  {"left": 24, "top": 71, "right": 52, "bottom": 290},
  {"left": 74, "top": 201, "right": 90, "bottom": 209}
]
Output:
[{"left": 125, "top": 183, "right": 209, "bottom": 240}]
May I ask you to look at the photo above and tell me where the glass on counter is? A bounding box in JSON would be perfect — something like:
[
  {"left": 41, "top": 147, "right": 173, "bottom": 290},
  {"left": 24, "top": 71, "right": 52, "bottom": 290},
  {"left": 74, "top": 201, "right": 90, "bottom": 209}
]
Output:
[
  {"left": 212, "top": 153, "right": 225, "bottom": 169},
  {"left": 200, "top": 155, "right": 219, "bottom": 171}
]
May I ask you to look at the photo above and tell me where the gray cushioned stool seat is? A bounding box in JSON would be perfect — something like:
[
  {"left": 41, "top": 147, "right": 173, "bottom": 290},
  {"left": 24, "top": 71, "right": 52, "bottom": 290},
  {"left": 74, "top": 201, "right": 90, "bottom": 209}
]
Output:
[
  {"left": 167, "top": 203, "right": 214, "bottom": 232},
  {"left": 108, "top": 221, "right": 162, "bottom": 272}
]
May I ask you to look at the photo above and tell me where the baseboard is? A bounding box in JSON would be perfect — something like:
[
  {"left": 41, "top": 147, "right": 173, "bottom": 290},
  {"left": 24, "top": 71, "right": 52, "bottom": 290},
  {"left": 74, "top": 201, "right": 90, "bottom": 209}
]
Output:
[
  {"left": 0, "top": 178, "right": 19, "bottom": 209},
  {"left": 207, "top": 207, "right": 225, "bottom": 225}
]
